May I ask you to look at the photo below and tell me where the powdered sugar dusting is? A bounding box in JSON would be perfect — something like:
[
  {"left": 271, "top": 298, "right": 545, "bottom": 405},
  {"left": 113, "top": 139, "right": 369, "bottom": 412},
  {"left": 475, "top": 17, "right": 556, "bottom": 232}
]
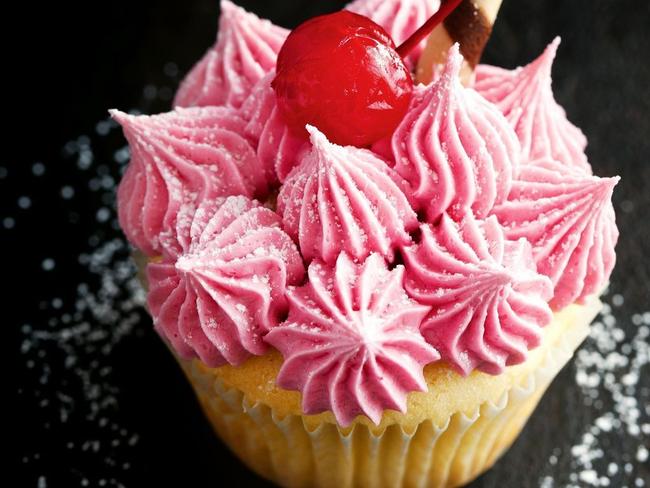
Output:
[
  {"left": 538, "top": 290, "right": 650, "bottom": 487},
  {"left": 14, "top": 65, "right": 183, "bottom": 485},
  {"left": 20, "top": 238, "right": 145, "bottom": 486}
]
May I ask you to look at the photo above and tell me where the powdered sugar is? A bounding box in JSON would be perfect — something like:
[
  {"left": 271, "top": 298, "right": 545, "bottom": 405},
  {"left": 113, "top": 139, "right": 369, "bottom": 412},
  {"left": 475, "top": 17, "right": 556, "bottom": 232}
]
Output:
[
  {"left": 17, "top": 129, "right": 147, "bottom": 487},
  {"left": 13, "top": 65, "right": 181, "bottom": 483},
  {"left": 539, "top": 290, "right": 650, "bottom": 487}
]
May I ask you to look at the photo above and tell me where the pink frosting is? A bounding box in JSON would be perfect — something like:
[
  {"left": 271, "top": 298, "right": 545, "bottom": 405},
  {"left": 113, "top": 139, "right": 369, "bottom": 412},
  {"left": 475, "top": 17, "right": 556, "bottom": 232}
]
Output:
[
  {"left": 492, "top": 158, "right": 619, "bottom": 310},
  {"left": 265, "top": 253, "right": 438, "bottom": 426},
  {"left": 111, "top": 5, "right": 622, "bottom": 424},
  {"left": 389, "top": 45, "right": 520, "bottom": 222},
  {"left": 112, "top": 106, "right": 269, "bottom": 256},
  {"left": 345, "top": 0, "right": 441, "bottom": 69},
  {"left": 403, "top": 215, "right": 553, "bottom": 375},
  {"left": 277, "top": 126, "right": 418, "bottom": 264},
  {"left": 147, "top": 196, "right": 305, "bottom": 367},
  {"left": 174, "top": 0, "right": 288, "bottom": 109},
  {"left": 474, "top": 38, "right": 591, "bottom": 173},
  {"left": 240, "top": 72, "right": 309, "bottom": 183}
]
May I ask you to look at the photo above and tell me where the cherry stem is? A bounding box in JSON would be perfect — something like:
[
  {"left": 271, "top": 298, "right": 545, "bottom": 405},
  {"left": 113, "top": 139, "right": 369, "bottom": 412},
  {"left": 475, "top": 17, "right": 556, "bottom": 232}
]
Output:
[{"left": 396, "top": 0, "right": 464, "bottom": 59}]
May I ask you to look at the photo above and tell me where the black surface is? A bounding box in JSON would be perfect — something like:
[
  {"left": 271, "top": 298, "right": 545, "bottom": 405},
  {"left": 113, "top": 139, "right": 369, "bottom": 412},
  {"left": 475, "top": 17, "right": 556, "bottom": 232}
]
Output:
[{"left": 7, "top": 1, "right": 650, "bottom": 487}]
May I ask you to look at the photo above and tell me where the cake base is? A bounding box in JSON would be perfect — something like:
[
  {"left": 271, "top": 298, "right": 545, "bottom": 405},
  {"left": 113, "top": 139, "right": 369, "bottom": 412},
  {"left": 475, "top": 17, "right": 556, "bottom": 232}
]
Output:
[{"left": 176, "top": 296, "right": 601, "bottom": 488}]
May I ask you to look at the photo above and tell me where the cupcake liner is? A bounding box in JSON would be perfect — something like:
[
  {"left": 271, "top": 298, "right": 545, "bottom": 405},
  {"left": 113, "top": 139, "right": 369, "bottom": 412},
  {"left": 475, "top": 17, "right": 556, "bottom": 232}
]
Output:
[{"left": 178, "top": 307, "right": 593, "bottom": 488}]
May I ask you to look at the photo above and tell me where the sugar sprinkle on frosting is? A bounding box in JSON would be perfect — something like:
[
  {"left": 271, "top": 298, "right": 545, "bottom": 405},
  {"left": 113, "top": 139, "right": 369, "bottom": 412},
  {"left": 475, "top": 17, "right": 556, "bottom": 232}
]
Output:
[
  {"left": 111, "top": 106, "right": 269, "bottom": 255},
  {"left": 239, "top": 72, "right": 308, "bottom": 183},
  {"left": 265, "top": 253, "right": 438, "bottom": 426},
  {"left": 174, "top": 0, "right": 288, "bottom": 109},
  {"left": 148, "top": 196, "right": 304, "bottom": 366},
  {"left": 388, "top": 44, "right": 520, "bottom": 222},
  {"left": 403, "top": 214, "right": 553, "bottom": 374},
  {"left": 278, "top": 125, "right": 418, "bottom": 264},
  {"left": 492, "top": 158, "right": 619, "bottom": 310},
  {"left": 475, "top": 38, "right": 592, "bottom": 173}
]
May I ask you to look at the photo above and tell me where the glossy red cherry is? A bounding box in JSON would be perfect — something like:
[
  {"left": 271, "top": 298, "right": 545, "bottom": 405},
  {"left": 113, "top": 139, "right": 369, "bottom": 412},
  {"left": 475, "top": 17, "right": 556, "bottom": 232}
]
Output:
[{"left": 272, "top": 11, "right": 413, "bottom": 147}]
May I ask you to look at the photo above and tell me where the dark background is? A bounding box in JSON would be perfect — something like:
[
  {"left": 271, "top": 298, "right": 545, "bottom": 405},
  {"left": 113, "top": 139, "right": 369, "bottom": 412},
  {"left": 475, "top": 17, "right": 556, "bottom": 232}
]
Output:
[{"left": 6, "top": 0, "right": 650, "bottom": 487}]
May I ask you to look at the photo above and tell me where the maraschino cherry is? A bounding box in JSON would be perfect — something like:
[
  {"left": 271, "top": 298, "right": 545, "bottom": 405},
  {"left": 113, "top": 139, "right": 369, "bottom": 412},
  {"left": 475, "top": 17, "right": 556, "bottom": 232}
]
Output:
[{"left": 272, "top": 0, "right": 463, "bottom": 147}]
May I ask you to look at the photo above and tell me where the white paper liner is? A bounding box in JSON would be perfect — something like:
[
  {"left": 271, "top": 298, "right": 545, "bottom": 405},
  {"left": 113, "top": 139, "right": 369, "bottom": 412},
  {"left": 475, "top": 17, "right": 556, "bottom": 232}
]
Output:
[{"left": 181, "top": 306, "right": 595, "bottom": 488}]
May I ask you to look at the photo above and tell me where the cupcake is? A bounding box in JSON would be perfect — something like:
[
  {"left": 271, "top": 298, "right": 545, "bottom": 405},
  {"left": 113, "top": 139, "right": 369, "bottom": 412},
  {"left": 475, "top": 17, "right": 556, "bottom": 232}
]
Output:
[{"left": 111, "top": 0, "right": 619, "bottom": 486}]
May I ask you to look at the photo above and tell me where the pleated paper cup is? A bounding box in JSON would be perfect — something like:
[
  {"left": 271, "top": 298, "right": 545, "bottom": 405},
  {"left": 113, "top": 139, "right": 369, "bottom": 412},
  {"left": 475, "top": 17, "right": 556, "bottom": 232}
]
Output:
[{"left": 172, "top": 295, "right": 602, "bottom": 488}]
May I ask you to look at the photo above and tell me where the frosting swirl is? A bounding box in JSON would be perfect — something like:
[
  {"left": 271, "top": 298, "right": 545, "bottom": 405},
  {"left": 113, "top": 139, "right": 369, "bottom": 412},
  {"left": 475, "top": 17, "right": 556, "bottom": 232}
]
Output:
[
  {"left": 240, "top": 72, "right": 308, "bottom": 183},
  {"left": 491, "top": 158, "right": 619, "bottom": 309},
  {"left": 112, "top": 106, "right": 269, "bottom": 255},
  {"left": 110, "top": 0, "right": 623, "bottom": 427},
  {"left": 265, "top": 253, "right": 438, "bottom": 426},
  {"left": 403, "top": 215, "right": 553, "bottom": 375},
  {"left": 148, "top": 196, "right": 305, "bottom": 367},
  {"left": 278, "top": 126, "right": 418, "bottom": 264},
  {"left": 345, "top": 0, "right": 441, "bottom": 69},
  {"left": 474, "top": 38, "right": 591, "bottom": 173},
  {"left": 174, "top": 0, "right": 288, "bottom": 109},
  {"left": 390, "top": 45, "right": 520, "bottom": 222}
]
